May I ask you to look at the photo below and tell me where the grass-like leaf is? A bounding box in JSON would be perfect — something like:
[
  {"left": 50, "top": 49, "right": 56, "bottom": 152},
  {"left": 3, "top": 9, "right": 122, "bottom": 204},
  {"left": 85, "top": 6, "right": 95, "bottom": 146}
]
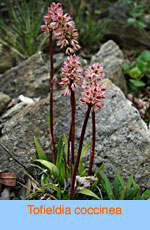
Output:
[
  {"left": 81, "top": 140, "right": 91, "bottom": 159},
  {"left": 34, "top": 136, "right": 48, "bottom": 161},
  {"left": 34, "top": 159, "right": 59, "bottom": 178},
  {"left": 77, "top": 189, "right": 100, "bottom": 200},
  {"left": 42, "top": 183, "right": 61, "bottom": 193}
]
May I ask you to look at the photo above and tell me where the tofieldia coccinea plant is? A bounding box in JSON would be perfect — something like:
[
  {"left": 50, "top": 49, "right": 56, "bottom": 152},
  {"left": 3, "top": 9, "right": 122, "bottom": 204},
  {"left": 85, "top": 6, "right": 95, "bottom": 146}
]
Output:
[{"left": 39, "top": 2, "right": 105, "bottom": 200}]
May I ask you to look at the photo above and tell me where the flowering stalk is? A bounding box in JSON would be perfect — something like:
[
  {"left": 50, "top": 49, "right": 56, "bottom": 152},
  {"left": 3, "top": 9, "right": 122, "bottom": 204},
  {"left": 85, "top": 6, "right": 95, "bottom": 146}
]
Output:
[
  {"left": 42, "top": 3, "right": 81, "bottom": 165},
  {"left": 70, "top": 104, "right": 92, "bottom": 200},
  {"left": 60, "top": 55, "right": 83, "bottom": 167},
  {"left": 67, "top": 88, "right": 75, "bottom": 166},
  {"left": 70, "top": 88, "right": 75, "bottom": 164},
  {"left": 80, "top": 64, "right": 105, "bottom": 176},
  {"left": 88, "top": 110, "right": 95, "bottom": 175},
  {"left": 49, "top": 31, "right": 56, "bottom": 164}
]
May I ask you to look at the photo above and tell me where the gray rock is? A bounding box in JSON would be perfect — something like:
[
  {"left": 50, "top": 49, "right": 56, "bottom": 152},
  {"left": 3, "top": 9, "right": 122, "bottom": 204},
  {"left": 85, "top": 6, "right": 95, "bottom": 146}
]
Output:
[
  {"left": 1, "top": 102, "right": 27, "bottom": 122},
  {"left": 91, "top": 40, "right": 127, "bottom": 93},
  {"left": 75, "top": 176, "right": 97, "bottom": 191},
  {"left": 0, "top": 43, "right": 13, "bottom": 74},
  {"left": 43, "top": 53, "right": 65, "bottom": 72},
  {"left": 144, "top": 14, "right": 150, "bottom": 25},
  {"left": 0, "top": 79, "right": 150, "bottom": 187},
  {"left": 99, "top": 0, "right": 150, "bottom": 50},
  {"left": 0, "top": 52, "right": 49, "bottom": 98},
  {"left": 0, "top": 51, "right": 87, "bottom": 100},
  {"left": 0, "top": 92, "right": 10, "bottom": 113}
]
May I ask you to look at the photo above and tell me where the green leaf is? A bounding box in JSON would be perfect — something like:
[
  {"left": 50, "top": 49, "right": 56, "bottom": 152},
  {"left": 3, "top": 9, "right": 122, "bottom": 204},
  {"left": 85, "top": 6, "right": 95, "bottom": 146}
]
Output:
[
  {"left": 142, "top": 189, "right": 150, "bottom": 200},
  {"left": 123, "top": 63, "right": 131, "bottom": 73},
  {"left": 127, "top": 180, "right": 139, "bottom": 199},
  {"left": 146, "top": 73, "right": 150, "bottom": 78},
  {"left": 78, "top": 159, "right": 86, "bottom": 177},
  {"left": 130, "top": 79, "right": 145, "bottom": 88},
  {"left": 24, "top": 190, "right": 44, "bottom": 200},
  {"left": 113, "top": 173, "right": 120, "bottom": 198},
  {"left": 136, "top": 58, "right": 147, "bottom": 73},
  {"left": 140, "top": 50, "right": 150, "bottom": 62},
  {"left": 56, "top": 136, "right": 63, "bottom": 168},
  {"left": 81, "top": 141, "right": 91, "bottom": 159},
  {"left": 34, "top": 159, "right": 59, "bottom": 177},
  {"left": 129, "top": 67, "right": 142, "bottom": 79},
  {"left": 42, "top": 183, "right": 61, "bottom": 193},
  {"left": 95, "top": 163, "right": 105, "bottom": 179},
  {"left": 103, "top": 176, "right": 114, "bottom": 200},
  {"left": 137, "top": 21, "right": 147, "bottom": 29},
  {"left": 117, "top": 172, "right": 125, "bottom": 189},
  {"left": 46, "top": 112, "right": 50, "bottom": 127},
  {"left": 0, "top": 39, "right": 26, "bottom": 59},
  {"left": 63, "top": 134, "right": 68, "bottom": 143},
  {"left": 41, "top": 173, "right": 49, "bottom": 186},
  {"left": 77, "top": 189, "right": 100, "bottom": 200},
  {"left": 127, "top": 18, "right": 136, "bottom": 25},
  {"left": 34, "top": 136, "right": 48, "bottom": 161},
  {"left": 120, "top": 186, "right": 127, "bottom": 200},
  {"left": 126, "top": 174, "right": 133, "bottom": 192},
  {"left": 64, "top": 143, "right": 68, "bottom": 160}
]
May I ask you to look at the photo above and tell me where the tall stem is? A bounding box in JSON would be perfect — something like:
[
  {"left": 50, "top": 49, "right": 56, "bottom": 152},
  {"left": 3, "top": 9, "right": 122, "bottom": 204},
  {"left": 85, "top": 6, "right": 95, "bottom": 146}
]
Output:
[
  {"left": 70, "top": 104, "right": 92, "bottom": 200},
  {"left": 70, "top": 89, "right": 75, "bottom": 164},
  {"left": 67, "top": 88, "right": 76, "bottom": 166},
  {"left": 67, "top": 127, "right": 71, "bottom": 165},
  {"left": 88, "top": 110, "right": 95, "bottom": 175},
  {"left": 49, "top": 31, "right": 56, "bottom": 164}
]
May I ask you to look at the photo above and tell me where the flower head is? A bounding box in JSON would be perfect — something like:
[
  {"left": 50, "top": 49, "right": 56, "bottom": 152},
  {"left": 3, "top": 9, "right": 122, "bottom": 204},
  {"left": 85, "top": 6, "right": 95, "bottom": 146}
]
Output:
[
  {"left": 41, "top": 2, "right": 80, "bottom": 53},
  {"left": 80, "top": 63, "right": 105, "bottom": 111},
  {"left": 80, "top": 82, "right": 105, "bottom": 111},
  {"left": 48, "top": 2, "right": 63, "bottom": 21},
  {"left": 85, "top": 63, "right": 104, "bottom": 84},
  {"left": 59, "top": 55, "right": 83, "bottom": 96}
]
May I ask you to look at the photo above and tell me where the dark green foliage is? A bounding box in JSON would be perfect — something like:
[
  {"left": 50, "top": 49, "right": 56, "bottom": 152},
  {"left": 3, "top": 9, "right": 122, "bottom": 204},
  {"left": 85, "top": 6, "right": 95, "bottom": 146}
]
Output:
[
  {"left": 73, "top": 6, "right": 111, "bottom": 52},
  {"left": 95, "top": 163, "right": 150, "bottom": 200},
  {"left": 121, "top": 0, "right": 147, "bottom": 30},
  {"left": 123, "top": 50, "right": 150, "bottom": 90},
  {"left": 26, "top": 135, "right": 91, "bottom": 200},
  {"left": 27, "top": 140, "right": 150, "bottom": 200},
  {"left": 0, "top": 0, "right": 49, "bottom": 59}
]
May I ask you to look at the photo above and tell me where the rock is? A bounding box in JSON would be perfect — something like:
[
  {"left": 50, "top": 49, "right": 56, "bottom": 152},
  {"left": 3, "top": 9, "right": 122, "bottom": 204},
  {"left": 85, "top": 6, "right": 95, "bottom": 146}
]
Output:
[
  {"left": 0, "top": 43, "right": 13, "bottom": 74},
  {"left": 0, "top": 92, "right": 10, "bottom": 113},
  {"left": 0, "top": 51, "right": 86, "bottom": 99},
  {"left": 44, "top": 52, "right": 88, "bottom": 71},
  {"left": 0, "top": 52, "right": 49, "bottom": 98},
  {"left": 0, "top": 93, "right": 68, "bottom": 176},
  {"left": 1, "top": 102, "right": 27, "bottom": 122},
  {"left": 42, "top": 53, "right": 65, "bottom": 72},
  {"left": 99, "top": 0, "right": 150, "bottom": 50},
  {"left": 91, "top": 40, "right": 127, "bottom": 93},
  {"left": 0, "top": 96, "right": 40, "bottom": 124},
  {"left": 0, "top": 188, "right": 10, "bottom": 200},
  {"left": 0, "top": 79, "right": 150, "bottom": 187},
  {"left": 18, "top": 95, "right": 34, "bottom": 104},
  {"left": 44, "top": 53, "right": 65, "bottom": 71},
  {"left": 75, "top": 176, "right": 97, "bottom": 191},
  {"left": 144, "top": 14, "right": 150, "bottom": 25}
]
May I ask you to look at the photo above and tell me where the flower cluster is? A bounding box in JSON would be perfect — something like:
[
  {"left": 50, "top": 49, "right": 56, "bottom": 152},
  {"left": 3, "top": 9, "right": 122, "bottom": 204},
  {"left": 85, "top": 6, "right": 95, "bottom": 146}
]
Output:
[
  {"left": 84, "top": 63, "right": 104, "bottom": 83},
  {"left": 81, "top": 63, "right": 106, "bottom": 111},
  {"left": 59, "top": 55, "right": 83, "bottom": 96},
  {"left": 41, "top": 2, "right": 80, "bottom": 54}
]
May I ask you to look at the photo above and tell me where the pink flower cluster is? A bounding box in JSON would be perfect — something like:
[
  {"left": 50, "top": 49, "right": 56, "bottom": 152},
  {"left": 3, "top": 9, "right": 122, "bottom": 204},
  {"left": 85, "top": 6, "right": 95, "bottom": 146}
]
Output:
[
  {"left": 59, "top": 55, "right": 83, "bottom": 96},
  {"left": 41, "top": 2, "right": 80, "bottom": 54},
  {"left": 81, "top": 63, "right": 106, "bottom": 111},
  {"left": 84, "top": 63, "right": 104, "bottom": 83}
]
